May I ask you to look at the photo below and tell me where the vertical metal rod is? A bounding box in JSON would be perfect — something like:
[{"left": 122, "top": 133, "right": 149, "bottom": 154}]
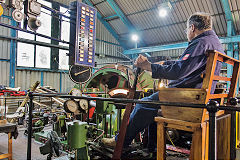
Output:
[
  {"left": 51, "top": 97, "right": 52, "bottom": 109},
  {"left": 103, "top": 114, "right": 106, "bottom": 137},
  {"left": 4, "top": 97, "right": 6, "bottom": 119},
  {"left": 119, "top": 109, "right": 121, "bottom": 129},
  {"left": 110, "top": 114, "right": 112, "bottom": 137},
  {"left": 126, "top": 68, "right": 129, "bottom": 88},
  {"left": 209, "top": 111, "right": 217, "bottom": 160},
  {"left": 135, "top": 42, "right": 138, "bottom": 49},
  {"left": 59, "top": 72, "right": 62, "bottom": 93},
  {"left": 9, "top": 11, "right": 16, "bottom": 88},
  {"left": 27, "top": 92, "right": 33, "bottom": 160},
  {"left": 87, "top": 100, "right": 90, "bottom": 125},
  {"left": 96, "top": 114, "right": 99, "bottom": 135}
]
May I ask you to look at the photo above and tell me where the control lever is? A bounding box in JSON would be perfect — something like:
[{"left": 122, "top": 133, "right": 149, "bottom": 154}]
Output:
[{"left": 112, "top": 68, "right": 141, "bottom": 159}]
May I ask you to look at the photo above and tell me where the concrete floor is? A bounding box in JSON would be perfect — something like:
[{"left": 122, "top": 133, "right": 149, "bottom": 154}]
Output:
[
  {"left": 1, "top": 126, "right": 239, "bottom": 160},
  {"left": 0, "top": 128, "right": 47, "bottom": 160},
  {"left": 0, "top": 126, "right": 188, "bottom": 160}
]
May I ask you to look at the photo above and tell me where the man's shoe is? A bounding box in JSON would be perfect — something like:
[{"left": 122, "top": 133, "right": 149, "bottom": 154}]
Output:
[{"left": 102, "top": 137, "right": 116, "bottom": 148}]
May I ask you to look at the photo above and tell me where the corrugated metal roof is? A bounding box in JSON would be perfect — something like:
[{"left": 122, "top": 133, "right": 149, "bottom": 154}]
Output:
[
  {"left": 52, "top": 0, "right": 239, "bottom": 47},
  {"left": 88, "top": 0, "right": 237, "bottom": 47},
  {"left": 93, "top": 1, "right": 116, "bottom": 17},
  {"left": 114, "top": 0, "right": 159, "bottom": 15},
  {"left": 108, "top": 19, "right": 129, "bottom": 34},
  {"left": 0, "top": 62, "right": 10, "bottom": 86},
  {"left": 91, "top": 0, "right": 105, "bottom": 4},
  {"left": 229, "top": 0, "right": 240, "bottom": 35}
]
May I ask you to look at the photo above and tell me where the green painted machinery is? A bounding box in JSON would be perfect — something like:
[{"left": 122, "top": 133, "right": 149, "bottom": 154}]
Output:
[
  {"left": 67, "top": 120, "right": 89, "bottom": 160},
  {"left": 67, "top": 121, "right": 88, "bottom": 149}
]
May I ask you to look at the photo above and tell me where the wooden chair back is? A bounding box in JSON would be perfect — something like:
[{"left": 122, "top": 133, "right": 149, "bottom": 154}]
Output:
[{"left": 159, "top": 50, "right": 240, "bottom": 123}]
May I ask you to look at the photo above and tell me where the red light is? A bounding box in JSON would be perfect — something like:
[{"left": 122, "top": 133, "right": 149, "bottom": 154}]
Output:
[{"left": 90, "top": 29, "right": 93, "bottom": 33}]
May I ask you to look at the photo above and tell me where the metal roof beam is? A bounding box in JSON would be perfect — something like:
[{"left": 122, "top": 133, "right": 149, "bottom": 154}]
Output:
[
  {"left": 123, "top": 42, "right": 188, "bottom": 55},
  {"left": 103, "top": 14, "right": 118, "bottom": 20},
  {"left": 106, "top": 0, "right": 134, "bottom": 31},
  {"left": 220, "top": 0, "right": 236, "bottom": 35},
  {"left": 82, "top": 0, "right": 127, "bottom": 49},
  {"left": 123, "top": 35, "right": 240, "bottom": 55},
  {"left": 93, "top": 0, "right": 106, "bottom": 6},
  {"left": 221, "top": 0, "right": 239, "bottom": 94},
  {"left": 106, "top": 0, "right": 146, "bottom": 47}
]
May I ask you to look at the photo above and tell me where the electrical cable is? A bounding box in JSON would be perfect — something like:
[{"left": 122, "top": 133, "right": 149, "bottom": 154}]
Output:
[
  {"left": 40, "top": 10, "right": 71, "bottom": 23},
  {"left": 36, "top": 1, "right": 69, "bottom": 17},
  {"left": 166, "top": 130, "right": 176, "bottom": 147},
  {"left": 93, "top": 128, "right": 104, "bottom": 142}
]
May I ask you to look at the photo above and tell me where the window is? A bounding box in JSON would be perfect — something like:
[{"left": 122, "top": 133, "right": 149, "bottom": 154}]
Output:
[
  {"left": 16, "top": 1, "right": 70, "bottom": 70},
  {"left": 16, "top": 42, "right": 34, "bottom": 67},
  {"left": 17, "top": 0, "right": 52, "bottom": 69},
  {"left": 59, "top": 6, "right": 70, "bottom": 70},
  {"left": 35, "top": 0, "right": 51, "bottom": 69},
  {"left": 59, "top": 49, "right": 69, "bottom": 70},
  {"left": 60, "top": 6, "right": 70, "bottom": 46},
  {"left": 36, "top": 0, "right": 51, "bottom": 43},
  {"left": 35, "top": 45, "right": 51, "bottom": 68}
]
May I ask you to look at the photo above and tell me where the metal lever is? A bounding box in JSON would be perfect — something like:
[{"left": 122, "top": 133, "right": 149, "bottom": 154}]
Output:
[{"left": 112, "top": 67, "right": 141, "bottom": 159}]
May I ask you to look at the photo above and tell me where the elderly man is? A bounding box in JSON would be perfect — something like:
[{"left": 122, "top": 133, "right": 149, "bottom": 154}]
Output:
[{"left": 102, "top": 12, "right": 224, "bottom": 149}]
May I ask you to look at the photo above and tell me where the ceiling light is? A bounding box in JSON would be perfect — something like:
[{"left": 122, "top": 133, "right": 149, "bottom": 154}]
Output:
[
  {"left": 159, "top": 8, "right": 167, "bottom": 17},
  {"left": 158, "top": 1, "right": 172, "bottom": 18},
  {"left": 131, "top": 34, "right": 139, "bottom": 42}
]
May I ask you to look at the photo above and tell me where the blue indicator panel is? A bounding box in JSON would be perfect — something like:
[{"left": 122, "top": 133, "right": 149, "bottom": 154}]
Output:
[{"left": 70, "top": 1, "right": 97, "bottom": 67}]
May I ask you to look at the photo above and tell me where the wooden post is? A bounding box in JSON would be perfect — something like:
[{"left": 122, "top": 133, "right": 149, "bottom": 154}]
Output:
[
  {"left": 191, "top": 128, "right": 202, "bottom": 160},
  {"left": 157, "top": 122, "right": 166, "bottom": 160},
  {"left": 8, "top": 132, "right": 12, "bottom": 160}
]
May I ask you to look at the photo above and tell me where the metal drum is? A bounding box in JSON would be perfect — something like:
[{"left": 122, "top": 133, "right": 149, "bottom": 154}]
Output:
[
  {"left": 83, "top": 64, "right": 155, "bottom": 91},
  {"left": 67, "top": 121, "right": 88, "bottom": 149}
]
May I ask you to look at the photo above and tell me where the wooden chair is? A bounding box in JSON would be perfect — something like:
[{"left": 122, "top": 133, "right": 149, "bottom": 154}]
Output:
[{"left": 155, "top": 50, "right": 240, "bottom": 160}]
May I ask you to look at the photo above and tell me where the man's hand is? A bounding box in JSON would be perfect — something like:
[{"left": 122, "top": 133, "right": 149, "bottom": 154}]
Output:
[{"left": 134, "top": 55, "right": 152, "bottom": 71}]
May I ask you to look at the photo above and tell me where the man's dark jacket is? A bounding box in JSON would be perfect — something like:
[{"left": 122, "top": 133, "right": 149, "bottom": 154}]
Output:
[{"left": 151, "top": 30, "right": 224, "bottom": 92}]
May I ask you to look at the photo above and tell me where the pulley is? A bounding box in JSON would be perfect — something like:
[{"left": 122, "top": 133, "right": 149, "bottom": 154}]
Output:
[
  {"left": 28, "top": 17, "right": 41, "bottom": 31},
  {"left": 12, "top": 9, "right": 24, "bottom": 22}
]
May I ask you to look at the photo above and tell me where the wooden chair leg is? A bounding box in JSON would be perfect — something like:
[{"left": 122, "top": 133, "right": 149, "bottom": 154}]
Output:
[
  {"left": 190, "top": 128, "right": 202, "bottom": 160},
  {"left": 205, "top": 122, "right": 209, "bottom": 160},
  {"left": 201, "top": 122, "right": 207, "bottom": 160},
  {"left": 8, "top": 133, "right": 12, "bottom": 160},
  {"left": 157, "top": 122, "right": 166, "bottom": 160}
]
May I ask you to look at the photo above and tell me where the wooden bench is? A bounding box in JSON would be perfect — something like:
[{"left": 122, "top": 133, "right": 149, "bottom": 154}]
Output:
[
  {"left": 0, "top": 122, "right": 16, "bottom": 160},
  {"left": 155, "top": 50, "right": 240, "bottom": 160}
]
